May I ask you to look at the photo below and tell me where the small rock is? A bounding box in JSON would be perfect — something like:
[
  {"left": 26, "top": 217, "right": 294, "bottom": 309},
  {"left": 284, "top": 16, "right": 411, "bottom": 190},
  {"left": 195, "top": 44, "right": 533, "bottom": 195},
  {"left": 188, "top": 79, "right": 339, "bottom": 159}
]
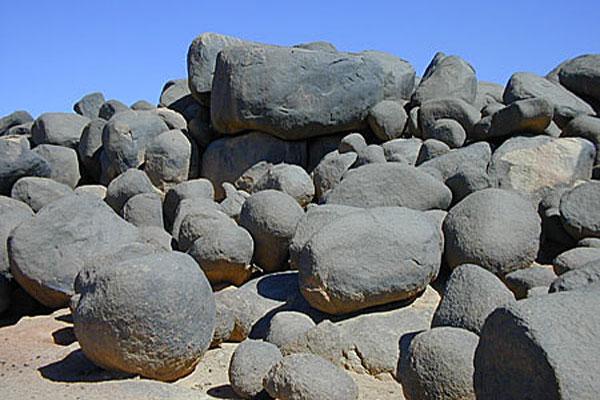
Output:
[
  {"left": 98, "top": 99, "right": 129, "bottom": 120},
  {"left": 254, "top": 163, "right": 315, "bottom": 206},
  {"left": 163, "top": 178, "right": 215, "bottom": 231},
  {"left": 415, "top": 138, "right": 450, "bottom": 165},
  {"left": 10, "top": 177, "right": 73, "bottom": 212},
  {"left": 228, "top": 340, "right": 282, "bottom": 399},
  {"left": 338, "top": 133, "right": 367, "bottom": 154},
  {"left": 122, "top": 192, "right": 164, "bottom": 228},
  {"left": 549, "top": 261, "right": 600, "bottom": 292},
  {"left": 266, "top": 311, "right": 316, "bottom": 349},
  {"left": 312, "top": 150, "right": 357, "bottom": 202},
  {"left": 504, "top": 266, "right": 557, "bottom": 299},
  {"left": 105, "top": 169, "right": 159, "bottom": 213},
  {"left": 73, "top": 92, "right": 105, "bottom": 119},
  {"left": 487, "top": 98, "right": 553, "bottom": 138},
  {"left": 367, "top": 100, "right": 408, "bottom": 140},
  {"left": 31, "top": 112, "right": 90, "bottom": 148}
]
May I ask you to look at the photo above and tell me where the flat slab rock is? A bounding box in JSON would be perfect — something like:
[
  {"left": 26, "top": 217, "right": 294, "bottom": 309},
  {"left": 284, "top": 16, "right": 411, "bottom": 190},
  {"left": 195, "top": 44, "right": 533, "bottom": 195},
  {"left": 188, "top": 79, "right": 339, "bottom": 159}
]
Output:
[{"left": 0, "top": 309, "right": 407, "bottom": 400}]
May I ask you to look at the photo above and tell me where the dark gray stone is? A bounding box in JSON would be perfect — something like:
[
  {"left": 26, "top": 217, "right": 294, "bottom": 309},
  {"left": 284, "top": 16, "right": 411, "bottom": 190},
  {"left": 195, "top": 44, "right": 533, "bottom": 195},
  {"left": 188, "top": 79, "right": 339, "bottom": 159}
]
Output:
[
  {"left": 422, "top": 118, "right": 466, "bottom": 148},
  {"left": 235, "top": 161, "right": 273, "bottom": 194},
  {"left": 78, "top": 118, "right": 106, "bottom": 181},
  {"left": 415, "top": 139, "right": 450, "bottom": 165},
  {"left": 412, "top": 52, "right": 477, "bottom": 105},
  {"left": 562, "top": 115, "right": 600, "bottom": 178},
  {"left": 361, "top": 50, "right": 416, "bottom": 101},
  {"left": 211, "top": 44, "right": 385, "bottom": 139},
  {"left": 474, "top": 290, "right": 600, "bottom": 399},
  {"left": 474, "top": 81, "right": 504, "bottom": 110},
  {"left": 170, "top": 198, "right": 222, "bottom": 240},
  {"left": 201, "top": 131, "right": 307, "bottom": 199},
  {"left": 306, "top": 133, "right": 345, "bottom": 172},
  {"left": 74, "top": 92, "right": 105, "bottom": 119},
  {"left": 367, "top": 100, "right": 408, "bottom": 141},
  {"left": 163, "top": 178, "right": 214, "bottom": 231},
  {"left": 266, "top": 311, "right": 316, "bottom": 349},
  {"left": 122, "top": 192, "right": 164, "bottom": 228},
  {"left": 312, "top": 150, "right": 357, "bottom": 202},
  {"left": 558, "top": 54, "right": 600, "bottom": 103},
  {"left": 0, "top": 110, "right": 33, "bottom": 136},
  {"left": 559, "top": 180, "right": 600, "bottom": 240},
  {"left": 553, "top": 247, "right": 600, "bottom": 275},
  {"left": 10, "top": 176, "right": 73, "bottom": 212},
  {"left": 253, "top": 163, "right": 315, "bottom": 206},
  {"left": 73, "top": 251, "right": 215, "bottom": 381},
  {"left": 159, "top": 79, "right": 199, "bottom": 120},
  {"left": 5, "top": 121, "right": 33, "bottom": 138},
  {"left": 432, "top": 264, "right": 514, "bottom": 334},
  {"left": 144, "top": 129, "right": 194, "bottom": 191},
  {"left": 264, "top": 353, "right": 358, "bottom": 400},
  {"left": 324, "top": 163, "right": 452, "bottom": 210},
  {"left": 239, "top": 190, "right": 304, "bottom": 272},
  {"left": 31, "top": 112, "right": 90, "bottom": 148},
  {"left": 152, "top": 108, "right": 188, "bottom": 131},
  {"left": 504, "top": 266, "right": 557, "bottom": 299},
  {"left": 549, "top": 260, "right": 600, "bottom": 292},
  {"left": 488, "top": 98, "right": 553, "bottom": 138},
  {"left": 398, "top": 327, "right": 478, "bottom": 400},
  {"left": 32, "top": 144, "right": 80, "bottom": 188},
  {"left": 228, "top": 340, "right": 282, "bottom": 399},
  {"left": 98, "top": 99, "right": 129, "bottom": 120},
  {"left": 443, "top": 188, "right": 541, "bottom": 275},
  {"left": 298, "top": 207, "right": 442, "bottom": 314},
  {"left": 105, "top": 169, "right": 159, "bottom": 213},
  {"left": 0, "top": 196, "right": 33, "bottom": 276},
  {"left": 419, "top": 97, "right": 480, "bottom": 137},
  {"left": 8, "top": 193, "right": 139, "bottom": 308}
]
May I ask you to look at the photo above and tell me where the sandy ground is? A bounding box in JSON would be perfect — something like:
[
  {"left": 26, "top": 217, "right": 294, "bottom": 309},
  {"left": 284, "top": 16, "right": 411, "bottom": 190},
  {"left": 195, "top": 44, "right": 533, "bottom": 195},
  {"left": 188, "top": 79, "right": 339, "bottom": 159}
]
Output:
[{"left": 0, "top": 308, "right": 405, "bottom": 399}]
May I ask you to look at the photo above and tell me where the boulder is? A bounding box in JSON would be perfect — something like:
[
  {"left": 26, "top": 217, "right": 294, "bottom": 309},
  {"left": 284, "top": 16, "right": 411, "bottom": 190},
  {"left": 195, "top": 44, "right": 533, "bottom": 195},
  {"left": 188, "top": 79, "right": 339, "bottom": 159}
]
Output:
[
  {"left": 0, "top": 110, "right": 33, "bottom": 136},
  {"left": 0, "top": 196, "right": 34, "bottom": 276},
  {"left": 211, "top": 302, "right": 235, "bottom": 346},
  {"left": 474, "top": 81, "right": 504, "bottom": 110},
  {"left": 398, "top": 327, "right": 479, "bottom": 400},
  {"left": 360, "top": 50, "right": 415, "bottom": 100},
  {"left": 170, "top": 198, "right": 222, "bottom": 240},
  {"left": 201, "top": 131, "right": 307, "bottom": 199},
  {"left": 253, "top": 163, "right": 315, "bottom": 206},
  {"left": 32, "top": 144, "right": 81, "bottom": 188},
  {"left": 31, "top": 112, "right": 90, "bottom": 148},
  {"left": 98, "top": 99, "right": 129, "bottom": 120},
  {"left": 144, "top": 129, "right": 194, "bottom": 191},
  {"left": 159, "top": 79, "right": 200, "bottom": 120},
  {"left": 562, "top": 115, "right": 600, "bottom": 178},
  {"left": 412, "top": 52, "right": 477, "bottom": 105},
  {"left": 152, "top": 108, "right": 188, "bottom": 131},
  {"left": 487, "top": 98, "right": 553, "bottom": 138},
  {"left": 553, "top": 246, "right": 600, "bottom": 275},
  {"left": 219, "top": 182, "right": 249, "bottom": 221},
  {"left": 558, "top": 54, "right": 600, "bottom": 103},
  {"left": 489, "top": 136, "right": 595, "bottom": 202},
  {"left": 101, "top": 110, "right": 169, "bottom": 181},
  {"left": 235, "top": 161, "right": 273, "bottom": 193},
  {"left": 298, "top": 207, "right": 442, "bottom": 314},
  {"left": 77, "top": 118, "right": 106, "bottom": 181},
  {"left": 73, "top": 251, "right": 215, "bottom": 381},
  {"left": 311, "top": 150, "right": 357, "bottom": 202},
  {"left": 503, "top": 72, "right": 595, "bottom": 118},
  {"left": 306, "top": 133, "right": 345, "bottom": 172},
  {"left": 0, "top": 138, "right": 51, "bottom": 195},
  {"left": 415, "top": 139, "right": 450, "bottom": 165},
  {"left": 162, "top": 178, "right": 214, "bottom": 231},
  {"left": 266, "top": 311, "right": 316, "bottom": 349},
  {"left": 338, "top": 132, "right": 367, "bottom": 154},
  {"left": 239, "top": 190, "right": 304, "bottom": 272},
  {"left": 130, "top": 100, "right": 154, "bottom": 110},
  {"left": 367, "top": 100, "right": 408, "bottom": 140},
  {"left": 228, "top": 340, "right": 283, "bottom": 399},
  {"left": 122, "top": 192, "right": 164, "bottom": 228},
  {"left": 549, "top": 261, "right": 600, "bottom": 292},
  {"left": 353, "top": 144, "right": 386, "bottom": 167},
  {"left": 74, "top": 184, "right": 107, "bottom": 199},
  {"left": 105, "top": 169, "right": 159, "bottom": 213},
  {"left": 422, "top": 118, "right": 466, "bottom": 148},
  {"left": 504, "top": 266, "right": 557, "bottom": 299},
  {"left": 324, "top": 163, "right": 452, "bottom": 210},
  {"left": 263, "top": 354, "right": 358, "bottom": 400},
  {"left": 419, "top": 97, "right": 480, "bottom": 137},
  {"left": 474, "top": 290, "right": 600, "bottom": 399},
  {"left": 443, "top": 188, "right": 541, "bottom": 275},
  {"left": 8, "top": 193, "right": 139, "bottom": 307},
  {"left": 431, "top": 264, "right": 514, "bottom": 334},
  {"left": 10, "top": 177, "right": 73, "bottom": 212},
  {"left": 382, "top": 138, "right": 422, "bottom": 164},
  {"left": 211, "top": 44, "right": 385, "bottom": 139},
  {"left": 559, "top": 180, "right": 600, "bottom": 240},
  {"left": 73, "top": 92, "right": 105, "bottom": 119}
]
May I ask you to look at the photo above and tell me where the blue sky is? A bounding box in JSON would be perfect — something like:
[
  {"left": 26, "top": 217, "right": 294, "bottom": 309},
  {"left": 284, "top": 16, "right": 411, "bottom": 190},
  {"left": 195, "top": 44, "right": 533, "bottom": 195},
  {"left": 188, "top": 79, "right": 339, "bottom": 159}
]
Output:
[{"left": 1, "top": 1, "right": 599, "bottom": 117}]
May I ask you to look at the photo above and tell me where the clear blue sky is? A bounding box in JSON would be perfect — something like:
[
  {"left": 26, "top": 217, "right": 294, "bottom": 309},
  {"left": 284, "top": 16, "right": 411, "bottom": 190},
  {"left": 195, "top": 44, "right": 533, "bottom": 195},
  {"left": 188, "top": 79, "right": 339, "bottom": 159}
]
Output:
[{"left": 1, "top": 1, "right": 599, "bottom": 117}]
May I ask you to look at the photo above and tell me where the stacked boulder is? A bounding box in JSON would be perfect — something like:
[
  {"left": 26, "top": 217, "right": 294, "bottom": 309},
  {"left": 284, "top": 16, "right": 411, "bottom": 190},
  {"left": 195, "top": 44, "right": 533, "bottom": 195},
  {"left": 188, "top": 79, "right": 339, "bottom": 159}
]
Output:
[{"left": 1, "top": 30, "right": 600, "bottom": 399}]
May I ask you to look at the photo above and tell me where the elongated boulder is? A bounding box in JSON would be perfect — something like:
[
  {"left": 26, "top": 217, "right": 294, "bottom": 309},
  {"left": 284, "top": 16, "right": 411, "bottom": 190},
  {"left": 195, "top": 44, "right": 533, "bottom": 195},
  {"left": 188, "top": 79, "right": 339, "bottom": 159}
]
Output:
[
  {"left": 31, "top": 112, "right": 90, "bottom": 148},
  {"left": 73, "top": 251, "right": 215, "bottom": 382},
  {"left": 10, "top": 176, "right": 73, "bottom": 212},
  {"left": 474, "top": 290, "right": 600, "bottom": 399},
  {"left": 8, "top": 193, "right": 140, "bottom": 307},
  {"left": 324, "top": 163, "right": 452, "bottom": 210},
  {"left": 298, "top": 207, "right": 442, "bottom": 314},
  {"left": 211, "top": 44, "right": 385, "bottom": 139},
  {"left": 443, "top": 188, "right": 541, "bottom": 276},
  {"left": 487, "top": 98, "right": 553, "bottom": 138}
]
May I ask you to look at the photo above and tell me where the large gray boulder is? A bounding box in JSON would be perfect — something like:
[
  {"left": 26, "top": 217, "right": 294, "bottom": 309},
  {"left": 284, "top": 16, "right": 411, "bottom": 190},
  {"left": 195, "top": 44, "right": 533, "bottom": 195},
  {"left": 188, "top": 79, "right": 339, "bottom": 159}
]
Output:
[
  {"left": 105, "top": 169, "right": 159, "bottom": 214},
  {"left": 367, "top": 100, "right": 408, "bottom": 141},
  {"left": 559, "top": 180, "right": 600, "bottom": 240},
  {"left": 398, "top": 327, "right": 479, "bottom": 400},
  {"left": 73, "top": 251, "right": 215, "bottom": 382},
  {"left": 263, "top": 353, "right": 358, "bottom": 400},
  {"left": 78, "top": 118, "right": 106, "bottom": 181},
  {"left": 474, "top": 290, "right": 600, "bottom": 399},
  {"left": 10, "top": 176, "right": 73, "bottom": 212},
  {"left": 228, "top": 340, "right": 283, "bottom": 399},
  {"left": 487, "top": 98, "right": 553, "bottom": 138},
  {"left": 298, "top": 207, "right": 442, "bottom": 314},
  {"left": 324, "top": 163, "right": 452, "bottom": 210},
  {"left": 412, "top": 52, "right": 478, "bottom": 105},
  {"left": 211, "top": 44, "right": 385, "bottom": 139},
  {"left": 239, "top": 190, "right": 304, "bottom": 272},
  {"left": 443, "top": 188, "right": 541, "bottom": 275},
  {"left": 0, "top": 110, "right": 33, "bottom": 136},
  {"left": 31, "top": 112, "right": 90, "bottom": 148},
  {"left": 503, "top": 72, "right": 595, "bottom": 118},
  {"left": 144, "top": 129, "right": 194, "bottom": 191},
  {"left": 162, "top": 178, "right": 214, "bottom": 231},
  {"left": 558, "top": 54, "right": 600, "bottom": 103},
  {"left": 0, "top": 138, "right": 51, "bottom": 195},
  {"left": 361, "top": 50, "right": 416, "bottom": 101},
  {"left": 201, "top": 131, "right": 307, "bottom": 199},
  {"left": 73, "top": 92, "right": 105, "bottom": 119},
  {"left": 32, "top": 144, "right": 81, "bottom": 188},
  {"left": 489, "top": 136, "right": 595, "bottom": 202},
  {"left": 311, "top": 150, "right": 357, "bottom": 202},
  {"left": 431, "top": 264, "right": 515, "bottom": 335},
  {"left": 0, "top": 196, "right": 33, "bottom": 276},
  {"left": 8, "top": 193, "right": 140, "bottom": 308}
]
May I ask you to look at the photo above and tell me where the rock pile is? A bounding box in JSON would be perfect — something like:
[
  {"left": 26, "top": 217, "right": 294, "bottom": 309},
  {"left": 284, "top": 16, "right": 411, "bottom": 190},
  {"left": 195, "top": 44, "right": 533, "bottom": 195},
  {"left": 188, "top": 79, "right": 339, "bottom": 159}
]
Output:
[{"left": 1, "top": 31, "right": 600, "bottom": 399}]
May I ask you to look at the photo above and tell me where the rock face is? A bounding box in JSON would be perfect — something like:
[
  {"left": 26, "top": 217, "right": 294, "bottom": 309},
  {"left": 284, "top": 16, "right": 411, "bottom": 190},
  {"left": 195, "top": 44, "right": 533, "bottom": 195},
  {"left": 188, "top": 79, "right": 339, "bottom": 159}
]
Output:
[
  {"left": 443, "top": 188, "right": 541, "bottom": 275},
  {"left": 559, "top": 180, "right": 600, "bottom": 240},
  {"left": 324, "top": 163, "right": 452, "bottom": 210},
  {"left": 263, "top": 353, "right": 359, "bottom": 400},
  {"left": 239, "top": 190, "right": 304, "bottom": 272},
  {"left": 8, "top": 193, "right": 139, "bottom": 308},
  {"left": 211, "top": 44, "right": 386, "bottom": 139},
  {"left": 398, "top": 327, "right": 479, "bottom": 400},
  {"left": 73, "top": 251, "right": 215, "bottom": 382},
  {"left": 474, "top": 290, "right": 600, "bottom": 399},
  {"left": 431, "top": 264, "right": 515, "bottom": 334},
  {"left": 489, "top": 136, "right": 595, "bottom": 202},
  {"left": 228, "top": 340, "right": 282, "bottom": 399},
  {"left": 298, "top": 207, "right": 442, "bottom": 314}
]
